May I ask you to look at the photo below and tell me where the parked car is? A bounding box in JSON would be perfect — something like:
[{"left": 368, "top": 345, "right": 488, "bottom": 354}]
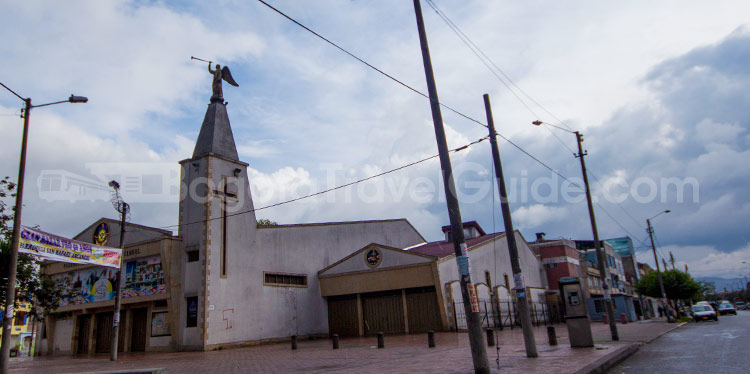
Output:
[
  {"left": 691, "top": 305, "right": 719, "bottom": 322},
  {"left": 718, "top": 303, "right": 737, "bottom": 315},
  {"left": 735, "top": 301, "right": 747, "bottom": 310}
]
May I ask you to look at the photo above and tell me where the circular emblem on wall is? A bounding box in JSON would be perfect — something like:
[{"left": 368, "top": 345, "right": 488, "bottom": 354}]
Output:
[
  {"left": 365, "top": 248, "right": 382, "bottom": 268},
  {"left": 93, "top": 223, "right": 110, "bottom": 246}
]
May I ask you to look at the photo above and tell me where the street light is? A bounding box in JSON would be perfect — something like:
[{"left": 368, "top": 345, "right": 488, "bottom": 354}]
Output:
[
  {"left": 647, "top": 210, "right": 672, "bottom": 322},
  {"left": 107, "top": 180, "right": 128, "bottom": 361},
  {"left": 0, "top": 82, "right": 87, "bottom": 372}
]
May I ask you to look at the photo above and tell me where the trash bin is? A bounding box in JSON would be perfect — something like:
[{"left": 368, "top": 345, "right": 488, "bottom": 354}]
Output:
[{"left": 9, "top": 348, "right": 18, "bottom": 357}]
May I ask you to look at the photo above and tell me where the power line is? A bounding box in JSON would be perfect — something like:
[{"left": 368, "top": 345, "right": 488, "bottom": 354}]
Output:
[
  {"left": 492, "top": 133, "right": 583, "bottom": 191},
  {"left": 424, "top": 0, "right": 575, "bottom": 132},
  {"left": 257, "top": 0, "right": 650, "bottom": 254},
  {"left": 422, "top": 0, "right": 654, "bottom": 245},
  {"left": 159, "top": 136, "right": 489, "bottom": 230},
  {"left": 424, "top": 0, "right": 540, "bottom": 120},
  {"left": 586, "top": 169, "right": 644, "bottom": 229},
  {"left": 256, "top": 0, "right": 487, "bottom": 129},
  {"left": 257, "top": 0, "right": 591, "bottom": 201}
]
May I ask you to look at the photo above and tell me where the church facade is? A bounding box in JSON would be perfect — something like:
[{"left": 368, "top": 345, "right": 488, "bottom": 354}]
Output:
[{"left": 36, "top": 95, "right": 546, "bottom": 355}]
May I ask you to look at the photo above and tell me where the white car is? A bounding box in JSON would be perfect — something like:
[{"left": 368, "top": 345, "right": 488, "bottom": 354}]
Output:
[
  {"left": 692, "top": 305, "right": 719, "bottom": 322},
  {"left": 718, "top": 303, "right": 737, "bottom": 315}
]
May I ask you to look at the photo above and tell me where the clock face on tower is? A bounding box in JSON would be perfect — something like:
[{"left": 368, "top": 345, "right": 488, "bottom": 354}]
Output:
[{"left": 365, "top": 248, "right": 382, "bottom": 268}]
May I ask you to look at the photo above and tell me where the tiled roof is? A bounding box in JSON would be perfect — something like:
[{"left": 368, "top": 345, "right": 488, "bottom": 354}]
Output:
[{"left": 407, "top": 232, "right": 506, "bottom": 258}]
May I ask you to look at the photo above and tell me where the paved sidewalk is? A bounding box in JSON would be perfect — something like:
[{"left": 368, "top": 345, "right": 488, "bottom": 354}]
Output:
[{"left": 9, "top": 318, "right": 679, "bottom": 374}]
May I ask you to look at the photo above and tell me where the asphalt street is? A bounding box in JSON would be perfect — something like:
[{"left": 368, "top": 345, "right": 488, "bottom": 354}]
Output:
[{"left": 609, "top": 310, "right": 750, "bottom": 373}]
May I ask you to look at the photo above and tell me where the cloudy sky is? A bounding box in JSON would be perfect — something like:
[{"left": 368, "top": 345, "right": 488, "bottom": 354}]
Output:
[{"left": 1, "top": 1, "right": 749, "bottom": 279}]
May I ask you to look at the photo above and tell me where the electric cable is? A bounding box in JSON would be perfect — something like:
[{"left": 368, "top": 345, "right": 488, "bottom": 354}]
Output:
[
  {"left": 159, "top": 136, "right": 489, "bottom": 230},
  {"left": 424, "top": 0, "right": 575, "bottom": 132},
  {"left": 257, "top": 0, "right": 488, "bottom": 128}
]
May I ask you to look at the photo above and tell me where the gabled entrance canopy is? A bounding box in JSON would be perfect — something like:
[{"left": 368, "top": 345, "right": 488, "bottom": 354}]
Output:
[{"left": 318, "top": 243, "right": 437, "bottom": 297}]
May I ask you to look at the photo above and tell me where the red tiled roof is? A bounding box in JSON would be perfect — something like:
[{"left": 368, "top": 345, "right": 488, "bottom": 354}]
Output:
[{"left": 407, "top": 232, "right": 506, "bottom": 258}]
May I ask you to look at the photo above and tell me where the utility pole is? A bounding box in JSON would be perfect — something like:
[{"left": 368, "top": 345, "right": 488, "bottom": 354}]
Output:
[
  {"left": 109, "top": 181, "right": 128, "bottom": 361},
  {"left": 669, "top": 252, "right": 676, "bottom": 271},
  {"left": 412, "top": 1, "right": 489, "bottom": 372},
  {"left": 647, "top": 218, "right": 672, "bottom": 322},
  {"left": 574, "top": 132, "right": 619, "bottom": 341},
  {"left": 483, "top": 94, "right": 537, "bottom": 357},
  {"left": 0, "top": 99, "right": 31, "bottom": 373},
  {"left": 662, "top": 259, "right": 668, "bottom": 272}
]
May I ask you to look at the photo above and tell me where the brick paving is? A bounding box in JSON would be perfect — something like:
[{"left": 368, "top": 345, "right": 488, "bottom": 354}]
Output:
[{"left": 9, "top": 318, "right": 678, "bottom": 374}]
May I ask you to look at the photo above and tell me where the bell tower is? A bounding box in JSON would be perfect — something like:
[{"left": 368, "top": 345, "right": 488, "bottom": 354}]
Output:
[{"left": 177, "top": 97, "right": 257, "bottom": 349}]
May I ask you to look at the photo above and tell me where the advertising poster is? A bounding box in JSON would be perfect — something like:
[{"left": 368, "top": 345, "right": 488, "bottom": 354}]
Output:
[
  {"left": 19, "top": 226, "right": 121, "bottom": 268},
  {"left": 151, "top": 311, "right": 170, "bottom": 337},
  {"left": 54, "top": 255, "right": 166, "bottom": 306}
]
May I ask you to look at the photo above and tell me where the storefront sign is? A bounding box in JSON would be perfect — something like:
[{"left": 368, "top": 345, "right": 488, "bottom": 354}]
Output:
[{"left": 19, "top": 226, "right": 121, "bottom": 268}]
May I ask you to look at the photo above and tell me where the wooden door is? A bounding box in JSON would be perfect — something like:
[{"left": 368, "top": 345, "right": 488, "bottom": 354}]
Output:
[
  {"left": 406, "top": 287, "right": 442, "bottom": 333},
  {"left": 95, "top": 312, "right": 114, "bottom": 353},
  {"left": 327, "top": 295, "right": 359, "bottom": 337},
  {"left": 76, "top": 314, "right": 91, "bottom": 355},
  {"left": 362, "top": 290, "right": 404, "bottom": 335},
  {"left": 130, "top": 308, "right": 148, "bottom": 352}
]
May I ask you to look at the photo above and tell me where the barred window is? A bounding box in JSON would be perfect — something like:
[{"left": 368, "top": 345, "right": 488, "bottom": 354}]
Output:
[
  {"left": 264, "top": 272, "right": 307, "bottom": 287},
  {"left": 594, "top": 300, "right": 604, "bottom": 313},
  {"left": 187, "top": 250, "right": 199, "bottom": 262}
]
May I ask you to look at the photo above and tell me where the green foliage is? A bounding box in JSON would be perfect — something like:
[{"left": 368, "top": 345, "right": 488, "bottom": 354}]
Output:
[
  {"left": 0, "top": 176, "right": 18, "bottom": 240},
  {"left": 256, "top": 218, "right": 278, "bottom": 227},
  {"left": 0, "top": 176, "right": 67, "bottom": 316},
  {"left": 635, "top": 269, "right": 704, "bottom": 301}
]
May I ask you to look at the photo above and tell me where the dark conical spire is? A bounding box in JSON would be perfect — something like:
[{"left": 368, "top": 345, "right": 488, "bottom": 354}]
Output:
[{"left": 192, "top": 101, "right": 239, "bottom": 160}]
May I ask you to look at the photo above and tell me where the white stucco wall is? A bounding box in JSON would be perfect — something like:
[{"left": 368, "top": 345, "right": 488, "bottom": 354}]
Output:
[
  {"left": 438, "top": 231, "right": 545, "bottom": 317},
  {"left": 204, "top": 219, "right": 424, "bottom": 346},
  {"left": 179, "top": 149, "right": 426, "bottom": 347}
]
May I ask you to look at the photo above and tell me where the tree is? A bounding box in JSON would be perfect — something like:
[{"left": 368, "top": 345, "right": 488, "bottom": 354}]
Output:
[
  {"left": 0, "top": 177, "right": 40, "bottom": 308},
  {"left": 256, "top": 218, "right": 278, "bottom": 227},
  {"left": 1, "top": 176, "right": 67, "bottom": 315},
  {"left": 635, "top": 270, "right": 704, "bottom": 306}
]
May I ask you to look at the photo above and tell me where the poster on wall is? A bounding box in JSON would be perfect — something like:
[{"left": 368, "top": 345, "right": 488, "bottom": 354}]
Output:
[
  {"left": 54, "top": 255, "right": 166, "bottom": 307},
  {"left": 151, "top": 311, "right": 170, "bottom": 337},
  {"left": 122, "top": 255, "right": 166, "bottom": 298}
]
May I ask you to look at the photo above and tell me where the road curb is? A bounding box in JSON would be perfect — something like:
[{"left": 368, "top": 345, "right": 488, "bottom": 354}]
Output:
[
  {"left": 77, "top": 369, "right": 166, "bottom": 374},
  {"left": 574, "top": 343, "right": 642, "bottom": 374},
  {"left": 645, "top": 322, "right": 687, "bottom": 344},
  {"left": 575, "top": 321, "right": 687, "bottom": 374}
]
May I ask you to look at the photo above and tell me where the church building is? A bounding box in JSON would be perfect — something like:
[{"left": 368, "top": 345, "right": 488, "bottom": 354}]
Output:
[{"left": 36, "top": 87, "right": 546, "bottom": 355}]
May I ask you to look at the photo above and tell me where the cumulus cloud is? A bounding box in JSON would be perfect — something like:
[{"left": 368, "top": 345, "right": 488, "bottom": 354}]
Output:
[{"left": 3, "top": 1, "right": 750, "bottom": 277}]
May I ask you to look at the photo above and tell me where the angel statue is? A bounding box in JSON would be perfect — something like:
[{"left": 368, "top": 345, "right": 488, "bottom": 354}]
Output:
[{"left": 208, "top": 62, "right": 239, "bottom": 102}]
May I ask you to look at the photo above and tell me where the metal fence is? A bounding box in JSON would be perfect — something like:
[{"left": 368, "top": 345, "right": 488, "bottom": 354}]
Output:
[{"left": 452, "top": 299, "right": 562, "bottom": 331}]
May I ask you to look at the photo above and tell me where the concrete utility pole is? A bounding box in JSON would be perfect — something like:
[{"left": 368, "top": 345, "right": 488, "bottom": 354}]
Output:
[
  {"left": 109, "top": 181, "right": 128, "bottom": 361},
  {"left": 412, "top": 1, "right": 489, "bottom": 372},
  {"left": 574, "top": 131, "right": 619, "bottom": 341},
  {"left": 483, "top": 94, "right": 537, "bottom": 357},
  {"left": 647, "top": 214, "right": 672, "bottom": 322},
  {"left": 0, "top": 83, "right": 86, "bottom": 374}
]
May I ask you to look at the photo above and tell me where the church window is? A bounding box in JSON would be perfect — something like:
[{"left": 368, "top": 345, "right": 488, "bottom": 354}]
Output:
[
  {"left": 187, "top": 250, "right": 199, "bottom": 263},
  {"left": 186, "top": 297, "right": 198, "bottom": 327},
  {"left": 264, "top": 272, "right": 307, "bottom": 287}
]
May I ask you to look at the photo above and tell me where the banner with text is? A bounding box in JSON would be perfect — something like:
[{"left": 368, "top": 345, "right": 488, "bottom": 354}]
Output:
[{"left": 19, "top": 226, "right": 121, "bottom": 268}]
